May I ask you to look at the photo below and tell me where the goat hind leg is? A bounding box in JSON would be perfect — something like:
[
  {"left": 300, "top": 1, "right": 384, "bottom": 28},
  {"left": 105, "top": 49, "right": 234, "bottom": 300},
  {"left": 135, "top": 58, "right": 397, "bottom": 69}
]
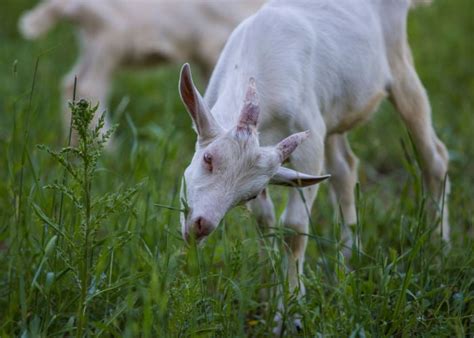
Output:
[{"left": 389, "top": 59, "right": 450, "bottom": 242}]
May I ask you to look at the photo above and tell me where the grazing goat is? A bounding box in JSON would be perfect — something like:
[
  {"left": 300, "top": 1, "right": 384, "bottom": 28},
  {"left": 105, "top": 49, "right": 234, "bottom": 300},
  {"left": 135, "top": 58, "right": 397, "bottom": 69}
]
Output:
[
  {"left": 178, "top": 0, "right": 449, "bottom": 333},
  {"left": 19, "top": 0, "right": 265, "bottom": 139}
]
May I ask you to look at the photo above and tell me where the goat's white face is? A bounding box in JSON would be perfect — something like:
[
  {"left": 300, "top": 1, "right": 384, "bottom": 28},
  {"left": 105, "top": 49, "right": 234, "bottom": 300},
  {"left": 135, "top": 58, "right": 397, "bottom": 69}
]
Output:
[{"left": 178, "top": 64, "right": 329, "bottom": 243}]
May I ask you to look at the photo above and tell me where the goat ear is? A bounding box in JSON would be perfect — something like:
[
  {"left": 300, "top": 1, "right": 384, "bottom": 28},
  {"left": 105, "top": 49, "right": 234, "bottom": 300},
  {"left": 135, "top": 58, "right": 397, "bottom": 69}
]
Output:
[
  {"left": 270, "top": 167, "right": 330, "bottom": 187},
  {"left": 179, "top": 63, "right": 222, "bottom": 142},
  {"left": 275, "top": 130, "right": 309, "bottom": 163},
  {"left": 236, "top": 78, "right": 259, "bottom": 135}
]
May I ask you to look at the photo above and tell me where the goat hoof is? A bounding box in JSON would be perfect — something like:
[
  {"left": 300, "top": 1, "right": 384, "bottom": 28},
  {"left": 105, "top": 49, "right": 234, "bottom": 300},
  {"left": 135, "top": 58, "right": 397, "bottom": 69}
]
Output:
[
  {"left": 272, "top": 313, "right": 283, "bottom": 336},
  {"left": 272, "top": 315, "right": 304, "bottom": 335},
  {"left": 294, "top": 318, "right": 303, "bottom": 332}
]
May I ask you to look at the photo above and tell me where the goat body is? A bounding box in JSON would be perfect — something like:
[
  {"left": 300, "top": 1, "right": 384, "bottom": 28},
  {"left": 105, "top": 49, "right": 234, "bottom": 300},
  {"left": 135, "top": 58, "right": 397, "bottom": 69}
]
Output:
[{"left": 179, "top": 0, "right": 449, "bottom": 333}]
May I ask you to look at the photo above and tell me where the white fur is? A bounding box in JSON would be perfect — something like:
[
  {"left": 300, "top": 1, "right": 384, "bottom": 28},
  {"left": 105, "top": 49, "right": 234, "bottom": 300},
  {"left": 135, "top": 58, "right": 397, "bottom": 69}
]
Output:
[
  {"left": 18, "top": 0, "right": 265, "bottom": 141},
  {"left": 180, "top": 0, "right": 449, "bottom": 333}
]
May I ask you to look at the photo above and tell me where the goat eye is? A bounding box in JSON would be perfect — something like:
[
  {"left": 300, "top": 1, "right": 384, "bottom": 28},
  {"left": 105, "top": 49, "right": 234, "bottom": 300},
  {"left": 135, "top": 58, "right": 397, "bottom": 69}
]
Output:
[{"left": 203, "top": 152, "right": 213, "bottom": 171}]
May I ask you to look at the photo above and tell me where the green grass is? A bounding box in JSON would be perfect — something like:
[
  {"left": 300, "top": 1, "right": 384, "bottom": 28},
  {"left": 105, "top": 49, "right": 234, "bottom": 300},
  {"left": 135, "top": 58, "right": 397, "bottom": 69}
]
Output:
[{"left": 1, "top": 0, "right": 473, "bottom": 336}]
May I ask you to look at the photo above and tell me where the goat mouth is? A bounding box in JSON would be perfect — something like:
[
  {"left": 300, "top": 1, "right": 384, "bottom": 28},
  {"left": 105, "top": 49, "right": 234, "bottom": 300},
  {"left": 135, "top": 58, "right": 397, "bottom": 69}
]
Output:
[{"left": 183, "top": 232, "right": 209, "bottom": 246}]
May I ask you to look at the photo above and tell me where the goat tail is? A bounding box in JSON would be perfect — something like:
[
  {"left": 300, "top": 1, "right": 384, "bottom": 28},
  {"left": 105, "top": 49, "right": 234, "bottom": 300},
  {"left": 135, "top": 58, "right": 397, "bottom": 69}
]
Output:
[
  {"left": 18, "top": 0, "right": 75, "bottom": 40},
  {"left": 410, "top": 0, "right": 433, "bottom": 8}
]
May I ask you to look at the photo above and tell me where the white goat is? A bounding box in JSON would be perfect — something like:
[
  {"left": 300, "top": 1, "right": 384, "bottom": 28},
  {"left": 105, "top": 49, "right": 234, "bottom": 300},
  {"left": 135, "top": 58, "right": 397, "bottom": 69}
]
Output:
[
  {"left": 178, "top": 0, "right": 449, "bottom": 333},
  {"left": 19, "top": 0, "right": 265, "bottom": 138}
]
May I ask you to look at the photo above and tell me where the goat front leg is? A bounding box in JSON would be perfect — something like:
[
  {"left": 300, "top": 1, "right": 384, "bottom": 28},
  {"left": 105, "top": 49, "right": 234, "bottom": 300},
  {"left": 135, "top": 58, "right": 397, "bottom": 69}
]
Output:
[
  {"left": 273, "top": 132, "right": 324, "bottom": 335},
  {"left": 61, "top": 38, "right": 117, "bottom": 146},
  {"left": 247, "top": 188, "right": 276, "bottom": 301},
  {"left": 325, "top": 134, "right": 360, "bottom": 259}
]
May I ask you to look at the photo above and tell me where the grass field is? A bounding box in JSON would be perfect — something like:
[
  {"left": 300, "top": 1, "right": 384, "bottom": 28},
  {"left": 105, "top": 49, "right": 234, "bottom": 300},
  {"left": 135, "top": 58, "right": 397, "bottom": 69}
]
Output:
[{"left": 1, "top": 0, "right": 473, "bottom": 336}]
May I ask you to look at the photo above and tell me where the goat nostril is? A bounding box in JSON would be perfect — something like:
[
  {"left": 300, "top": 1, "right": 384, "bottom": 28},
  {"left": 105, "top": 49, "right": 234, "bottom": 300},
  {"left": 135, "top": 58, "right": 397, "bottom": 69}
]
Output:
[{"left": 196, "top": 217, "right": 203, "bottom": 233}]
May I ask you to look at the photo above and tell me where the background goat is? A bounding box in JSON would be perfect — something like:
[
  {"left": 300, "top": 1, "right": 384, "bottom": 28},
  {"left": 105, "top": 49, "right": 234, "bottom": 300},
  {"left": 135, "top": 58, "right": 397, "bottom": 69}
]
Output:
[{"left": 19, "top": 0, "right": 266, "bottom": 141}]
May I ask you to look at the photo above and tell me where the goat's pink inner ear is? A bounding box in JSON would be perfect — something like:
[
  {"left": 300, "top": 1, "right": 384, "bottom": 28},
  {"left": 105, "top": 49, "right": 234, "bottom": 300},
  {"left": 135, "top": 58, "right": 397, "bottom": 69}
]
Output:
[
  {"left": 179, "top": 63, "right": 208, "bottom": 135},
  {"left": 179, "top": 63, "right": 199, "bottom": 124},
  {"left": 276, "top": 130, "right": 310, "bottom": 162},
  {"left": 237, "top": 78, "right": 260, "bottom": 133},
  {"left": 178, "top": 63, "right": 223, "bottom": 142}
]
